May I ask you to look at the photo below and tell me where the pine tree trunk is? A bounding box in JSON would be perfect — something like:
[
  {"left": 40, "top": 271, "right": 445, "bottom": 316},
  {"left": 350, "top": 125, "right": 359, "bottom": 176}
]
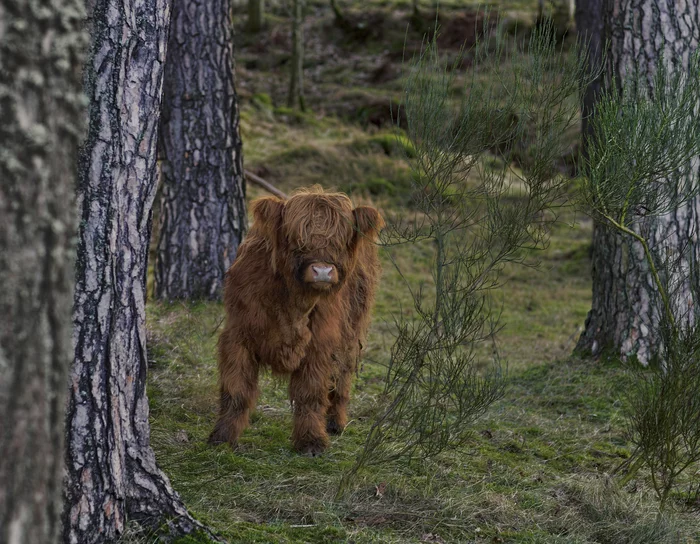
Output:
[
  {"left": 575, "top": 0, "right": 603, "bottom": 147},
  {"left": 63, "top": 0, "right": 223, "bottom": 541},
  {"left": 248, "top": 0, "right": 264, "bottom": 32},
  {"left": 287, "top": 0, "right": 306, "bottom": 111},
  {"left": 0, "top": 2, "right": 85, "bottom": 542},
  {"left": 576, "top": 0, "right": 700, "bottom": 364},
  {"left": 156, "top": 0, "right": 246, "bottom": 301}
]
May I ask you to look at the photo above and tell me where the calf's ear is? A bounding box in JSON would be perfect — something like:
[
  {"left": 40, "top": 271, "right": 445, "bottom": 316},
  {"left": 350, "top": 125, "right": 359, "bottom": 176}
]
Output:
[
  {"left": 251, "top": 196, "right": 285, "bottom": 244},
  {"left": 353, "top": 206, "right": 385, "bottom": 243}
]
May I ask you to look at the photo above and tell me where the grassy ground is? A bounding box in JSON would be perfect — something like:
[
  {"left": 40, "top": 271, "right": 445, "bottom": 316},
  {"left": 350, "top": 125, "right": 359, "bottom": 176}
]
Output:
[{"left": 138, "top": 2, "right": 700, "bottom": 542}]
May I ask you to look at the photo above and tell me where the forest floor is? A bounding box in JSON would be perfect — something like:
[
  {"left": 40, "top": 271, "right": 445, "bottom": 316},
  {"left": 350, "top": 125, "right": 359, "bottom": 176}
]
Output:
[{"left": 137, "top": 1, "right": 700, "bottom": 542}]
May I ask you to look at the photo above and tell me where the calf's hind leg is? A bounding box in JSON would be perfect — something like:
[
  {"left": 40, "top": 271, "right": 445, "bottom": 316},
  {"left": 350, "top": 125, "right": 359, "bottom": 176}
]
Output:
[
  {"left": 326, "top": 348, "right": 358, "bottom": 435},
  {"left": 209, "top": 335, "right": 259, "bottom": 447}
]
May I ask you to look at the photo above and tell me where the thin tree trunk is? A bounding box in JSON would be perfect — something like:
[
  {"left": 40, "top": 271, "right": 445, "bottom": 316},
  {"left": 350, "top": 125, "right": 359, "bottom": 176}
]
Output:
[
  {"left": 0, "top": 2, "right": 85, "bottom": 542},
  {"left": 330, "top": 0, "right": 345, "bottom": 25},
  {"left": 248, "top": 0, "right": 264, "bottom": 32},
  {"left": 576, "top": 0, "right": 700, "bottom": 363},
  {"left": 63, "top": 0, "right": 223, "bottom": 541},
  {"left": 156, "top": 0, "right": 247, "bottom": 301},
  {"left": 288, "top": 0, "right": 306, "bottom": 111}
]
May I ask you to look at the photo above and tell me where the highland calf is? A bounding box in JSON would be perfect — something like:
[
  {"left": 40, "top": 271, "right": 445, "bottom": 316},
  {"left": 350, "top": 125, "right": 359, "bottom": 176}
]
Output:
[{"left": 209, "top": 187, "right": 384, "bottom": 455}]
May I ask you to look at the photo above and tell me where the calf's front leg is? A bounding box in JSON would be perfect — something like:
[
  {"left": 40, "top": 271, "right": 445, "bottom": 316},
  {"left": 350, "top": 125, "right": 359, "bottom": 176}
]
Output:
[
  {"left": 209, "top": 332, "right": 259, "bottom": 447},
  {"left": 289, "top": 342, "right": 332, "bottom": 456}
]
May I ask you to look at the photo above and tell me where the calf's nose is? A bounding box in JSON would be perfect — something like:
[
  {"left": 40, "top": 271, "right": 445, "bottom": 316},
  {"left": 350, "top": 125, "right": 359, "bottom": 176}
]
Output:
[{"left": 312, "top": 265, "right": 333, "bottom": 282}]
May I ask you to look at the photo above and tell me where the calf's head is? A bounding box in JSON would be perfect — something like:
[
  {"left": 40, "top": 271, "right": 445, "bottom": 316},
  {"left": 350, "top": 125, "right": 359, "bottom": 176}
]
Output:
[{"left": 251, "top": 188, "right": 383, "bottom": 293}]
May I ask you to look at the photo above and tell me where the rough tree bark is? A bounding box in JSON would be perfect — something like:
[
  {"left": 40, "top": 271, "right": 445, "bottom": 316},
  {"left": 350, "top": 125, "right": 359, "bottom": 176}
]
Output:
[
  {"left": 0, "top": 2, "right": 85, "bottom": 542},
  {"left": 248, "top": 0, "right": 264, "bottom": 32},
  {"left": 576, "top": 0, "right": 700, "bottom": 363},
  {"left": 575, "top": 0, "right": 604, "bottom": 145},
  {"left": 287, "top": 0, "right": 306, "bottom": 111},
  {"left": 156, "top": 0, "right": 246, "bottom": 301},
  {"left": 63, "top": 0, "right": 222, "bottom": 541}
]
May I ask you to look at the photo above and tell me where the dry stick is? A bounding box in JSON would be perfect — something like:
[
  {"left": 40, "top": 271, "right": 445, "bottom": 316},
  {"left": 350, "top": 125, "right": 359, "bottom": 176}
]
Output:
[{"left": 244, "top": 170, "right": 288, "bottom": 200}]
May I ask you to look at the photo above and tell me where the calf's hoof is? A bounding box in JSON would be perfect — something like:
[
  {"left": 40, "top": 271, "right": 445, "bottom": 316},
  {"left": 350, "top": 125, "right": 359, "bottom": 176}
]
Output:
[
  {"left": 208, "top": 428, "right": 237, "bottom": 449},
  {"left": 294, "top": 437, "right": 329, "bottom": 457},
  {"left": 326, "top": 418, "right": 345, "bottom": 435}
]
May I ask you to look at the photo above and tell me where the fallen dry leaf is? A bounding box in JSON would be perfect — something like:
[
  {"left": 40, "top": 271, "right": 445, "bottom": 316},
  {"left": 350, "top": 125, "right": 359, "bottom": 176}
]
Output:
[{"left": 374, "top": 481, "right": 387, "bottom": 498}]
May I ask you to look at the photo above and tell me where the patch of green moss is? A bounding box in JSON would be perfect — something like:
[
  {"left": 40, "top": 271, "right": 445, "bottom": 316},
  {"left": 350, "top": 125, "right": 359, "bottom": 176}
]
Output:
[
  {"left": 351, "top": 133, "right": 417, "bottom": 159},
  {"left": 273, "top": 106, "right": 319, "bottom": 126},
  {"left": 252, "top": 92, "right": 273, "bottom": 108},
  {"left": 343, "top": 176, "right": 405, "bottom": 198},
  {"left": 272, "top": 144, "right": 327, "bottom": 164}
]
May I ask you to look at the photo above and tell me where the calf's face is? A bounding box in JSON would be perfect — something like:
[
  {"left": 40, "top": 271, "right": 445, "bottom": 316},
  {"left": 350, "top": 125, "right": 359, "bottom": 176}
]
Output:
[{"left": 251, "top": 190, "right": 383, "bottom": 293}]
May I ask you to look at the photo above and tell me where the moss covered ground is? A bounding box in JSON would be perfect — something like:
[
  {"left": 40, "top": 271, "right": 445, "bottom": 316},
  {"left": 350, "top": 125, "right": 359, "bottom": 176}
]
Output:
[{"left": 134, "top": 1, "right": 700, "bottom": 542}]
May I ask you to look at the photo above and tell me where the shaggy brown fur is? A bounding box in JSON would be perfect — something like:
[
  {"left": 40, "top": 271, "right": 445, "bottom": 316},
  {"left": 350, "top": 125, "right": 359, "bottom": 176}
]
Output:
[{"left": 209, "top": 187, "right": 384, "bottom": 455}]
